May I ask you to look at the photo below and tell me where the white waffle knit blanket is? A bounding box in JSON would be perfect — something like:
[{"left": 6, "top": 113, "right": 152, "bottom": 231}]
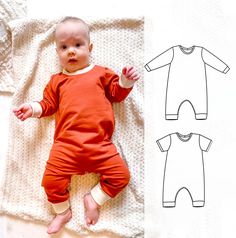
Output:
[
  {"left": 0, "top": 17, "right": 144, "bottom": 237},
  {"left": 0, "top": 0, "right": 27, "bottom": 93}
]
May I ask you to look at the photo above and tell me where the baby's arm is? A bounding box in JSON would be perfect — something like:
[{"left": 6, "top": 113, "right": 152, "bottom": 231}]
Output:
[
  {"left": 101, "top": 66, "right": 140, "bottom": 102},
  {"left": 119, "top": 66, "right": 140, "bottom": 88},
  {"left": 13, "top": 74, "right": 59, "bottom": 121}
]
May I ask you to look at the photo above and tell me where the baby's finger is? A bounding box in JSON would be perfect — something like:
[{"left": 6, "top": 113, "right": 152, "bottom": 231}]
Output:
[
  {"left": 127, "top": 67, "right": 135, "bottom": 74},
  {"left": 12, "top": 107, "right": 19, "bottom": 113},
  {"left": 14, "top": 110, "right": 23, "bottom": 116},
  {"left": 17, "top": 113, "right": 24, "bottom": 121},
  {"left": 130, "top": 72, "right": 138, "bottom": 78},
  {"left": 132, "top": 75, "right": 140, "bottom": 81},
  {"left": 125, "top": 68, "right": 136, "bottom": 78},
  {"left": 129, "top": 71, "right": 140, "bottom": 80},
  {"left": 123, "top": 66, "right": 134, "bottom": 76},
  {"left": 122, "top": 67, "right": 127, "bottom": 75},
  {"left": 13, "top": 105, "right": 24, "bottom": 114},
  {"left": 24, "top": 110, "right": 32, "bottom": 119}
]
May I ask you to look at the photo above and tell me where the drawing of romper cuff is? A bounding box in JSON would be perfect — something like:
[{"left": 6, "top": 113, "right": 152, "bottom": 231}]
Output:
[
  {"left": 144, "top": 64, "right": 151, "bottom": 72},
  {"left": 163, "top": 201, "right": 176, "bottom": 207},
  {"left": 223, "top": 66, "right": 230, "bottom": 74},
  {"left": 165, "top": 112, "right": 207, "bottom": 120},
  {"left": 163, "top": 200, "right": 205, "bottom": 208},
  {"left": 90, "top": 183, "right": 111, "bottom": 206},
  {"left": 192, "top": 200, "right": 205, "bottom": 207},
  {"left": 165, "top": 114, "right": 179, "bottom": 120}
]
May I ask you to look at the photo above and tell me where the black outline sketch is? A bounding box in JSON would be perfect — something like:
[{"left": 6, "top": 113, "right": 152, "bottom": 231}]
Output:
[
  {"left": 145, "top": 45, "right": 230, "bottom": 120},
  {"left": 156, "top": 132, "right": 212, "bottom": 208}
]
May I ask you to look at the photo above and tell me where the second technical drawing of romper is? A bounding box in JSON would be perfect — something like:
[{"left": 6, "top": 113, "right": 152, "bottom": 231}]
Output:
[
  {"left": 145, "top": 45, "right": 230, "bottom": 120},
  {"left": 157, "top": 133, "right": 212, "bottom": 207}
]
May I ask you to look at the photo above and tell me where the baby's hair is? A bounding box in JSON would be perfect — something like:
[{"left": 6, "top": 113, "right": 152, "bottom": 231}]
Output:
[
  {"left": 60, "top": 16, "right": 88, "bottom": 26},
  {"left": 56, "top": 16, "right": 90, "bottom": 41}
]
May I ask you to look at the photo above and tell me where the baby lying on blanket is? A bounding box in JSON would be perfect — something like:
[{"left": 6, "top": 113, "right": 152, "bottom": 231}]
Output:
[{"left": 13, "top": 16, "right": 140, "bottom": 234}]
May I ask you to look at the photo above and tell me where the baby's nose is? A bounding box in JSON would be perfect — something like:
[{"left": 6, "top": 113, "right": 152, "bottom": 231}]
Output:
[{"left": 68, "top": 47, "right": 76, "bottom": 55}]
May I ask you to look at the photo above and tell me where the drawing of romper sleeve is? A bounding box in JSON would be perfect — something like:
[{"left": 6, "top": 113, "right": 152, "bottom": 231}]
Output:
[
  {"left": 145, "top": 47, "right": 174, "bottom": 72},
  {"left": 199, "top": 135, "right": 212, "bottom": 152},
  {"left": 202, "top": 48, "right": 230, "bottom": 74},
  {"left": 156, "top": 134, "right": 171, "bottom": 152}
]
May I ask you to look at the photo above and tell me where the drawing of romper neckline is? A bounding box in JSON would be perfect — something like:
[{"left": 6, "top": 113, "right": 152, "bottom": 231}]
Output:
[
  {"left": 145, "top": 45, "right": 230, "bottom": 120},
  {"left": 157, "top": 132, "right": 212, "bottom": 208},
  {"left": 179, "top": 45, "right": 195, "bottom": 54},
  {"left": 176, "top": 132, "right": 193, "bottom": 142}
]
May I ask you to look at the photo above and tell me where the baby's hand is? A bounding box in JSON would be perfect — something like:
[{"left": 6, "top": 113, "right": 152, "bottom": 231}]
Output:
[
  {"left": 13, "top": 103, "right": 33, "bottom": 121},
  {"left": 122, "top": 66, "right": 140, "bottom": 82},
  {"left": 120, "top": 66, "right": 140, "bottom": 88}
]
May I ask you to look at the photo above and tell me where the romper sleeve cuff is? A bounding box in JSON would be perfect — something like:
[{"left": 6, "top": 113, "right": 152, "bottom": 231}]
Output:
[
  {"left": 90, "top": 183, "right": 111, "bottom": 206},
  {"left": 119, "top": 74, "right": 135, "bottom": 89},
  {"left": 29, "top": 102, "right": 42, "bottom": 118}
]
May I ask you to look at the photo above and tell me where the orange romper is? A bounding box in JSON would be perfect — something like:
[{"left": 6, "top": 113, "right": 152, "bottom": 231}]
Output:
[{"left": 40, "top": 65, "right": 132, "bottom": 204}]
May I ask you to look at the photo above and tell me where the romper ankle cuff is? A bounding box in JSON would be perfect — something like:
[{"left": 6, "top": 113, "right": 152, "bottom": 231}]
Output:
[
  {"left": 90, "top": 184, "right": 111, "bottom": 206},
  {"left": 51, "top": 200, "right": 70, "bottom": 214}
]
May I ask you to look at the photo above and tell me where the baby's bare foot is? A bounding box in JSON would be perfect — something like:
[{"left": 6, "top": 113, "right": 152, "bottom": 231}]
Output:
[
  {"left": 83, "top": 193, "right": 100, "bottom": 227},
  {"left": 47, "top": 208, "right": 72, "bottom": 234}
]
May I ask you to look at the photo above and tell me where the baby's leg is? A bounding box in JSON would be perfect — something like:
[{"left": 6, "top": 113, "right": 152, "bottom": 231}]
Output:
[
  {"left": 42, "top": 164, "right": 72, "bottom": 234},
  {"left": 84, "top": 153, "right": 130, "bottom": 226},
  {"left": 47, "top": 207, "right": 72, "bottom": 234},
  {"left": 83, "top": 193, "right": 100, "bottom": 227}
]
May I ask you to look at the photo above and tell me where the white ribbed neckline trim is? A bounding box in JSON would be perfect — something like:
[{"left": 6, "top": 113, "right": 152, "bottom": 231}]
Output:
[{"left": 62, "top": 64, "right": 95, "bottom": 75}]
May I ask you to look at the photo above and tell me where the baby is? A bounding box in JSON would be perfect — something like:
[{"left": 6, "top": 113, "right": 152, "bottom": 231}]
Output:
[{"left": 13, "top": 17, "right": 140, "bottom": 234}]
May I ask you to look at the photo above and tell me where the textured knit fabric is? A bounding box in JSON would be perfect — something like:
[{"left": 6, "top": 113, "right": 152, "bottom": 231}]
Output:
[
  {"left": 0, "top": 0, "right": 27, "bottom": 93},
  {"left": 40, "top": 65, "right": 132, "bottom": 202},
  {"left": 0, "top": 17, "right": 144, "bottom": 238}
]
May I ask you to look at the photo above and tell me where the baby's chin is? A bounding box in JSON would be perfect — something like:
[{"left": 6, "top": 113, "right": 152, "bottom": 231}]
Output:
[
  {"left": 65, "top": 63, "right": 90, "bottom": 73},
  {"left": 64, "top": 66, "right": 83, "bottom": 73}
]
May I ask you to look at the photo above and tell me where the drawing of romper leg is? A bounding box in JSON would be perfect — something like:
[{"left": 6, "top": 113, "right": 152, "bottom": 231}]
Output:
[
  {"left": 162, "top": 148, "right": 205, "bottom": 207},
  {"left": 186, "top": 162, "right": 205, "bottom": 207},
  {"left": 165, "top": 64, "right": 208, "bottom": 120},
  {"left": 163, "top": 172, "right": 205, "bottom": 207},
  {"left": 165, "top": 87, "right": 207, "bottom": 120}
]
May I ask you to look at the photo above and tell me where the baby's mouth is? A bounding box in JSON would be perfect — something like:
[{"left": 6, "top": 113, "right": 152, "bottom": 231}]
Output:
[{"left": 68, "top": 58, "right": 78, "bottom": 63}]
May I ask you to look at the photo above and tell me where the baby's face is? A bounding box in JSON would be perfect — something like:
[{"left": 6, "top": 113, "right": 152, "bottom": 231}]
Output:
[{"left": 55, "top": 21, "right": 92, "bottom": 73}]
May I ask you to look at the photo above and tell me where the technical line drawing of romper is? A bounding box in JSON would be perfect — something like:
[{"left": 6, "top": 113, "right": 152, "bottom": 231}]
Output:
[
  {"left": 157, "top": 132, "right": 212, "bottom": 207},
  {"left": 145, "top": 45, "right": 230, "bottom": 120}
]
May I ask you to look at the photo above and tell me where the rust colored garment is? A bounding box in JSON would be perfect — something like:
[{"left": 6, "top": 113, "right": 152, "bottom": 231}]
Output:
[{"left": 39, "top": 65, "right": 132, "bottom": 203}]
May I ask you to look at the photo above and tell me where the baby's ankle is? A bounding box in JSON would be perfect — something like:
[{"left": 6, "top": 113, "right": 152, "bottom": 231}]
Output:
[{"left": 47, "top": 208, "right": 72, "bottom": 234}]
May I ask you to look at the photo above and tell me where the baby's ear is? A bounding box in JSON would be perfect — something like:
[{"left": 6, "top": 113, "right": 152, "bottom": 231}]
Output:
[
  {"left": 89, "top": 43, "right": 93, "bottom": 53},
  {"left": 54, "top": 42, "right": 59, "bottom": 54}
]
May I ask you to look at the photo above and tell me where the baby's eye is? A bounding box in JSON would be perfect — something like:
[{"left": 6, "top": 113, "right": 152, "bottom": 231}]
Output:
[
  {"left": 76, "top": 43, "right": 80, "bottom": 47},
  {"left": 61, "top": 45, "right": 67, "bottom": 50}
]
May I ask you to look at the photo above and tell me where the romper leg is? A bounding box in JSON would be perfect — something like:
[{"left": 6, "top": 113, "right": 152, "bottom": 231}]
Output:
[
  {"left": 42, "top": 167, "right": 72, "bottom": 204},
  {"left": 91, "top": 154, "right": 130, "bottom": 205},
  {"left": 42, "top": 148, "right": 85, "bottom": 212}
]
